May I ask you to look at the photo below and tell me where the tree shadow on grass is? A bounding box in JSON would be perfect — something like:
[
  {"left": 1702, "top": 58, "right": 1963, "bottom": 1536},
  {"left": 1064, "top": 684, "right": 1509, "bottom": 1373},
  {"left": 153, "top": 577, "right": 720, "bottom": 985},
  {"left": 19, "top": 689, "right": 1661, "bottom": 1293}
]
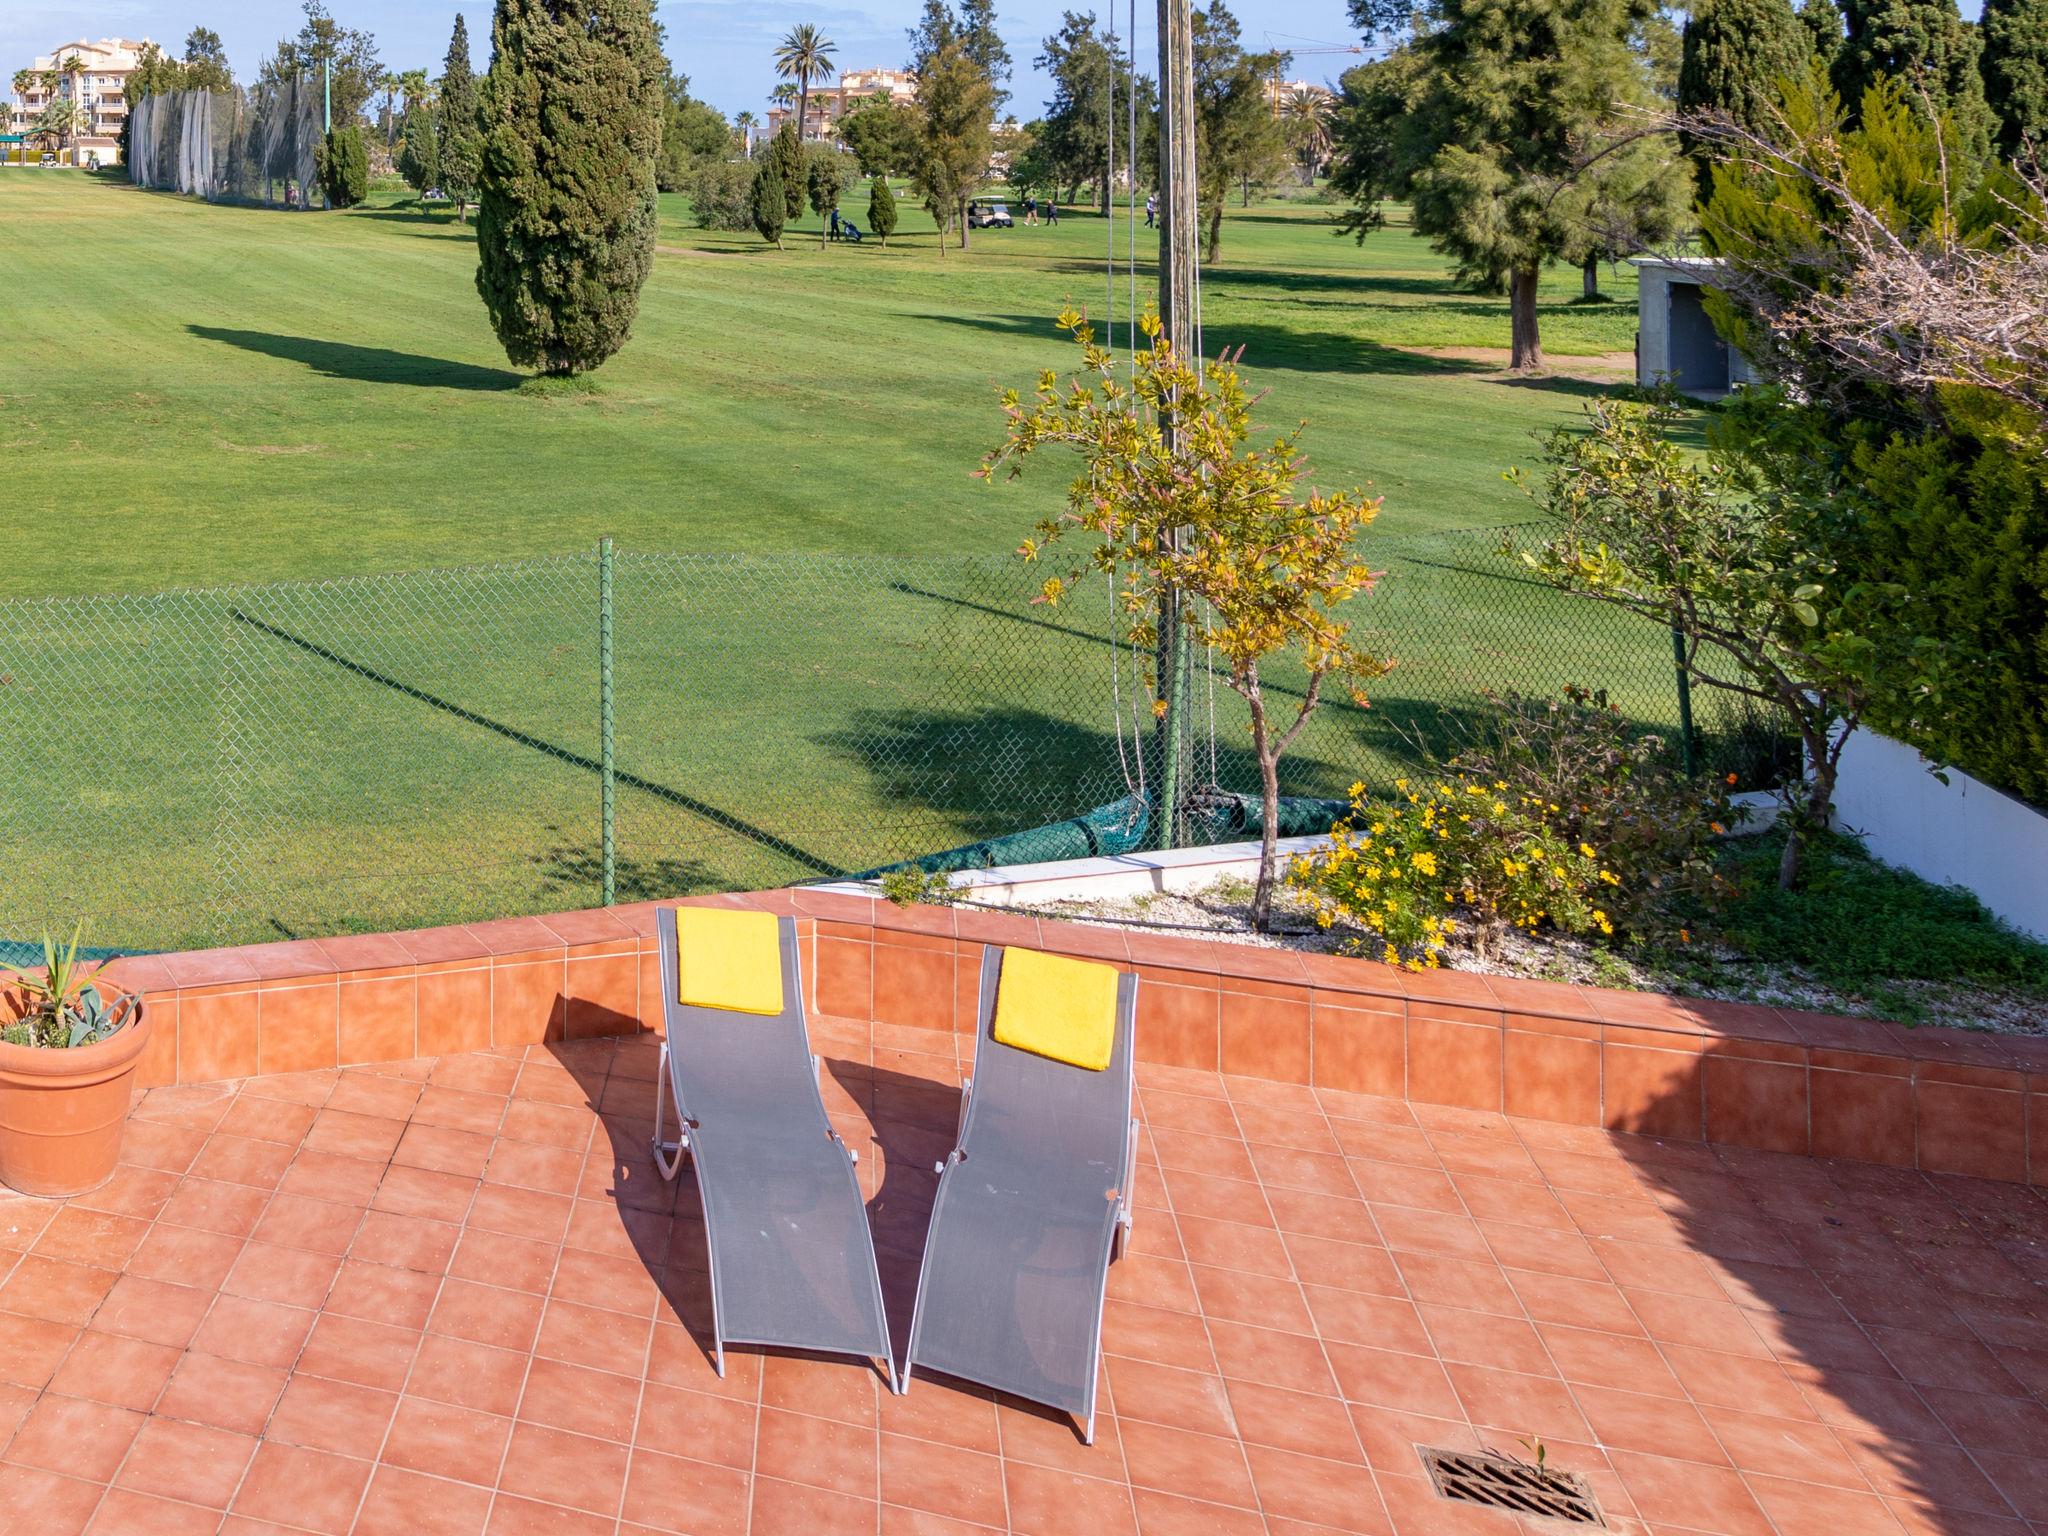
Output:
[
  {"left": 187, "top": 325, "right": 521, "bottom": 391},
  {"left": 818, "top": 703, "right": 1363, "bottom": 847},
  {"left": 918, "top": 309, "right": 1494, "bottom": 378}
]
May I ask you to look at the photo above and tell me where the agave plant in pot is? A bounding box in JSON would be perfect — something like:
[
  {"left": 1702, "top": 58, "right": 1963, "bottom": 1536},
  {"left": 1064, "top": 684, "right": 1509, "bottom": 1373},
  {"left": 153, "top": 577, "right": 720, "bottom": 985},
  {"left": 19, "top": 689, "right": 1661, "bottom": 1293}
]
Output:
[{"left": 0, "top": 928, "right": 150, "bottom": 1197}]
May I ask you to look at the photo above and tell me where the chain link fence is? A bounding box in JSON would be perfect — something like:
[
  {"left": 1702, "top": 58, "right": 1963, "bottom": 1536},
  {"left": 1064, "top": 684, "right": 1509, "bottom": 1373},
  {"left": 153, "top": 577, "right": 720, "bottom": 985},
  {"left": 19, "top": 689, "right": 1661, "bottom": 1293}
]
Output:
[{"left": 0, "top": 529, "right": 1788, "bottom": 954}]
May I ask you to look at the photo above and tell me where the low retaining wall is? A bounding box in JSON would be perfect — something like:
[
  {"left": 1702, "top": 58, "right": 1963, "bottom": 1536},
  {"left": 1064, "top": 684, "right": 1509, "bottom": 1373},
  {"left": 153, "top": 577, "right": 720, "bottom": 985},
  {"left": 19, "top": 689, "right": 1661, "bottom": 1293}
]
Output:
[
  {"left": 1833, "top": 729, "right": 2048, "bottom": 941},
  {"left": 101, "top": 889, "right": 2048, "bottom": 1188}
]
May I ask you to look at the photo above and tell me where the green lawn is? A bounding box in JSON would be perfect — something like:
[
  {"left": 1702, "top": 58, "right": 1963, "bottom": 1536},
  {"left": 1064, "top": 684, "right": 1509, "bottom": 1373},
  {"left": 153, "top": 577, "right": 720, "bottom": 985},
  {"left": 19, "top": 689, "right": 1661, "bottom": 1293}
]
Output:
[
  {"left": 2, "top": 170, "right": 1643, "bottom": 596},
  {"left": 0, "top": 170, "right": 1696, "bottom": 951}
]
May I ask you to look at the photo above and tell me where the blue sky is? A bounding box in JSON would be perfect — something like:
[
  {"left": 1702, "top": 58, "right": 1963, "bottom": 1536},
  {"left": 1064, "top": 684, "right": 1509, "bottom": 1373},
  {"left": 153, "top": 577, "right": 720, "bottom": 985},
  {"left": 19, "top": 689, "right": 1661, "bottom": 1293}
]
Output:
[{"left": 2, "top": 1, "right": 1367, "bottom": 121}]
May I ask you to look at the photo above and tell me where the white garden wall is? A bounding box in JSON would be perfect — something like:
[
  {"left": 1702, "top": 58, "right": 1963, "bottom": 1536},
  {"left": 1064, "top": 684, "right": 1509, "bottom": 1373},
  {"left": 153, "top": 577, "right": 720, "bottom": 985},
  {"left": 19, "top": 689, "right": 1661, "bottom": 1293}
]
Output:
[{"left": 1831, "top": 731, "right": 2048, "bottom": 942}]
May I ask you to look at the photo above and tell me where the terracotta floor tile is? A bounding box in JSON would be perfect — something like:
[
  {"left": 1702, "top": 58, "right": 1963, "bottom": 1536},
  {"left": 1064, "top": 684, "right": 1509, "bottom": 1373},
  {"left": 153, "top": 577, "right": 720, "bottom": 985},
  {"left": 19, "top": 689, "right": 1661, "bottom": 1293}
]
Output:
[
  {"left": 230, "top": 1441, "right": 372, "bottom": 1535},
  {"left": 224, "top": 1241, "right": 343, "bottom": 1309},
  {"left": 383, "top": 1394, "right": 513, "bottom": 1485},
  {"left": 190, "top": 1294, "right": 316, "bottom": 1370},
  {"left": 1573, "top": 1381, "right": 1732, "bottom": 1465},
  {"left": 0, "top": 1463, "right": 104, "bottom": 1535},
  {"left": 517, "top": 1356, "right": 641, "bottom": 1443},
  {"left": 353, "top": 1465, "right": 494, "bottom": 1536},
  {"left": 1608, "top": 1449, "right": 1777, "bottom": 1536},
  {"left": 88, "top": 1273, "right": 214, "bottom": 1350},
  {"left": 428, "top": 1278, "right": 546, "bottom": 1353},
  {"left": 120, "top": 1223, "right": 243, "bottom": 1292},
  {"left": 45, "top": 1330, "right": 179, "bottom": 1411},
  {"left": 114, "top": 1415, "right": 258, "bottom": 1507},
  {"left": 8, "top": 1043, "right": 2046, "bottom": 1536},
  {"left": 0, "top": 1254, "right": 120, "bottom": 1327},
  {"left": 295, "top": 1312, "right": 422, "bottom": 1391},
  {"left": 1745, "top": 1471, "right": 1909, "bottom": 1536},
  {"left": 1118, "top": 1418, "right": 1260, "bottom": 1508},
  {"left": 495, "top": 1419, "right": 632, "bottom": 1513},
  {"left": 0, "top": 1311, "right": 81, "bottom": 1390},
  {"left": 1002, "top": 1460, "right": 1139, "bottom": 1536},
  {"left": 83, "top": 1487, "right": 223, "bottom": 1536},
  {"left": 154, "top": 1351, "right": 288, "bottom": 1436},
  {"left": 622, "top": 1449, "right": 750, "bottom": 1535},
  {"left": 6, "top": 1392, "right": 146, "bottom": 1481},
  {"left": 1242, "top": 1440, "right": 1390, "bottom": 1533},
  {"left": 267, "top": 1373, "right": 399, "bottom": 1459}
]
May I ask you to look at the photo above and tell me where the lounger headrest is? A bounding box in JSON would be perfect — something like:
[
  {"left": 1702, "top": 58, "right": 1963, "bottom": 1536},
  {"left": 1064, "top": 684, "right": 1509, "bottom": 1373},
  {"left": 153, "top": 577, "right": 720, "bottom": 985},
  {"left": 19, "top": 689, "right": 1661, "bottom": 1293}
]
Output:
[
  {"left": 676, "top": 908, "right": 785, "bottom": 1016},
  {"left": 992, "top": 947, "right": 1119, "bottom": 1071}
]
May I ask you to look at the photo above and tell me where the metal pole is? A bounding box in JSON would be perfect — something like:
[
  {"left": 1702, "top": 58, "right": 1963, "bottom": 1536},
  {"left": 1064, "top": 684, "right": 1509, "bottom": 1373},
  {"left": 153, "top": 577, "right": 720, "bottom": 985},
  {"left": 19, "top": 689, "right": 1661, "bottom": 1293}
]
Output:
[
  {"left": 599, "top": 537, "right": 617, "bottom": 906},
  {"left": 322, "top": 54, "right": 331, "bottom": 134},
  {"left": 1154, "top": 0, "right": 1197, "bottom": 850},
  {"left": 1672, "top": 622, "right": 1698, "bottom": 777}
]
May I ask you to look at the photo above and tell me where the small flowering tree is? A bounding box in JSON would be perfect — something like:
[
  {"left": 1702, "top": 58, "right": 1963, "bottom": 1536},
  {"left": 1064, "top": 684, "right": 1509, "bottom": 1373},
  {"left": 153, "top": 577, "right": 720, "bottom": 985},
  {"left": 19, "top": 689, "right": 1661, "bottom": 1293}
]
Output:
[{"left": 982, "top": 307, "right": 1390, "bottom": 930}]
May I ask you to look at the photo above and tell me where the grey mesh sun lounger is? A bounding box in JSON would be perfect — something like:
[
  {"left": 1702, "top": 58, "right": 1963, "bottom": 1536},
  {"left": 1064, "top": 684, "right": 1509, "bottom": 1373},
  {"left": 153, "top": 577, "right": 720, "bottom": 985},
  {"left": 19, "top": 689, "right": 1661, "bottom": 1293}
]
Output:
[
  {"left": 651, "top": 908, "right": 897, "bottom": 1388},
  {"left": 903, "top": 945, "right": 1139, "bottom": 1442}
]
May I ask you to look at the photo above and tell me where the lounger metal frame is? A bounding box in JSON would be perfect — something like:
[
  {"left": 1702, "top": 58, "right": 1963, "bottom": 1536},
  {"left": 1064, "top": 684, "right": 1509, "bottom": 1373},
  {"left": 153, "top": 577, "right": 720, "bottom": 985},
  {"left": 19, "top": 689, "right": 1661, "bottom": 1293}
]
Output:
[
  {"left": 649, "top": 908, "right": 899, "bottom": 1391},
  {"left": 902, "top": 944, "right": 1138, "bottom": 1443}
]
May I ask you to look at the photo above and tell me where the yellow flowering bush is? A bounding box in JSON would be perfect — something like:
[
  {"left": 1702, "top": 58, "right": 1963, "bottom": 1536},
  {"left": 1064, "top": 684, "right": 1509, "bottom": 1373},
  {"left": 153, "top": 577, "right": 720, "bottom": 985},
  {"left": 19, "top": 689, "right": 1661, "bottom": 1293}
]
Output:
[{"left": 1288, "top": 779, "right": 1621, "bottom": 968}]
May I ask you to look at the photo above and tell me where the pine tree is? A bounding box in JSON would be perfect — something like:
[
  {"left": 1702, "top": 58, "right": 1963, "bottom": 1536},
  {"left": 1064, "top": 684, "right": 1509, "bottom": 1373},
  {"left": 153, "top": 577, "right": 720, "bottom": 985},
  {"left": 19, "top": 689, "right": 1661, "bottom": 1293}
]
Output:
[
  {"left": 913, "top": 39, "right": 995, "bottom": 253},
  {"left": 396, "top": 96, "right": 439, "bottom": 210},
  {"left": 751, "top": 157, "right": 787, "bottom": 246},
  {"left": 1797, "top": 0, "right": 1846, "bottom": 68},
  {"left": 438, "top": 15, "right": 484, "bottom": 221},
  {"left": 1980, "top": 0, "right": 2048, "bottom": 154},
  {"left": 474, "top": 0, "right": 664, "bottom": 376},
  {"left": 1330, "top": 0, "right": 1689, "bottom": 370},
  {"left": 1676, "top": 0, "right": 1809, "bottom": 180},
  {"left": 957, "top": 0, "right": 1014, "bottom": 112},
  {"left": 868, "top": 175, "right": 898, "bottom": 246},
  {"left": 1835, "top": 0, "right": 1994, "bottom": 162}
]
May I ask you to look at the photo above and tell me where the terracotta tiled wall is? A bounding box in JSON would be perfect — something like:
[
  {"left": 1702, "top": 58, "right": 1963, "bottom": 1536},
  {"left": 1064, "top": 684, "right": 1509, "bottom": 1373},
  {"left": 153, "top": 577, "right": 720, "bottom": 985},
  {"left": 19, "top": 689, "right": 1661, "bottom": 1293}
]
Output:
[{"left": 107, "top": 888, "right": 2048, "bottom": 1188}]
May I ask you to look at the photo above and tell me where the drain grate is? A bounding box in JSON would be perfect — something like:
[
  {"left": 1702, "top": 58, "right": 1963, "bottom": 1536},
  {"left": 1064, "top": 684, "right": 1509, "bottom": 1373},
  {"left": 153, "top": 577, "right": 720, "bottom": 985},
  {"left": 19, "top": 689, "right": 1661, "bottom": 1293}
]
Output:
[{"left": 1419, "top": 1446, "right": 1604, "bottom": 1526}]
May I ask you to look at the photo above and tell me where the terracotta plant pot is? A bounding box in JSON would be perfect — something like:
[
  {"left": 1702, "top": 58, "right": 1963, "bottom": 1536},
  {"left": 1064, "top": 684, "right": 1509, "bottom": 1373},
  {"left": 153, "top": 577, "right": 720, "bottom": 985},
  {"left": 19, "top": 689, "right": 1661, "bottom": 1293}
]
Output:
[{"left": 0, "top": 994, "right": 150, "bottom": 1197}]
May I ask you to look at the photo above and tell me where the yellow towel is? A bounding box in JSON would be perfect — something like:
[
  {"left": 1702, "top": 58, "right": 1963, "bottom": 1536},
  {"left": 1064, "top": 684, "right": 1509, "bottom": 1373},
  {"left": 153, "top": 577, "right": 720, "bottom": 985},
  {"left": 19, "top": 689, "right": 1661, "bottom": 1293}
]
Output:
[
  {"left": 676, "top": 908, "right": 784, "bottom": 1015},
  {"left": 992, "top": 947, "right": 1119, "bottom": 1071}
]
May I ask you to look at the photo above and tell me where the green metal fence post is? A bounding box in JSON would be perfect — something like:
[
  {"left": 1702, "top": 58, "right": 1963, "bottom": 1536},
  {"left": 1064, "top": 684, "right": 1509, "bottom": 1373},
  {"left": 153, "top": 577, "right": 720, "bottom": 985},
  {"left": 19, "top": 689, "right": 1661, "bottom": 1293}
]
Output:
[
  {"left": 1671, "top": 621, "right": 1698, "bottom": 776},
  {"left": 599, "top": 537, "right": 617, "bottom": 906},
  {"left": 1155, "top": 599, "right": 1190, "bottom": 851}
]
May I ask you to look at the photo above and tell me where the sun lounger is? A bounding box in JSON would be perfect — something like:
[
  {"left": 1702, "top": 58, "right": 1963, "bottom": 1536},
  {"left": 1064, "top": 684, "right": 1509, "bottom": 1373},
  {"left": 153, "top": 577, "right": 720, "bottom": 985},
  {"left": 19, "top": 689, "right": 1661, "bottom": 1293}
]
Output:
[
  {"left": 903, "top": 944, "right": 1138, "bottom": 1442},
  {"left": 652, "top": 907, "right": 897, "bottom": 1388}
]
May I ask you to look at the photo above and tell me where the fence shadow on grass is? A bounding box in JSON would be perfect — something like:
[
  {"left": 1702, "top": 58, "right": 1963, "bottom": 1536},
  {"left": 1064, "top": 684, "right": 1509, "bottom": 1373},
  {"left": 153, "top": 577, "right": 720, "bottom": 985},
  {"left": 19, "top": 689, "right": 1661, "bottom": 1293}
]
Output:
[
  {"left": 227, "top": 607, "right": 841, "bottom": 877},
  {"left": 187, "top": 325, "right": 521, "bottom": 391}
]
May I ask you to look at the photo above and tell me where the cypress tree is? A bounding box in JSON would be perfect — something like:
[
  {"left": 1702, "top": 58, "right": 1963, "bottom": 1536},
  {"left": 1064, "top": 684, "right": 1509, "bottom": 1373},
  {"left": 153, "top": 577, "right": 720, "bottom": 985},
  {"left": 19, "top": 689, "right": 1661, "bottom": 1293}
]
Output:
[
  {"left": 1677, "top": 0, "right": 1809, "bottom": 180},
  {"left": 317, "top": 125, "right": 368, "bottom": 207},
  {"left": 1835, "top": 0, "right": 1994, "bottom": 161},
  {"left": 438, "top": 16, "right": 484, "bottom": 222},
  {"left": 751, "top": 158, "right": 787, "bottom": 247},
  {"left": 1797, "top": 0, "right": 1846, "bottom": 67},
  {"left": 1980, "top": 0, "right": 2048, "bottom": 154},
  {"left": 396, "top": 98, "right": 440, "bottom": 210},
  {"left": 474, "top": 0, "right": 664, "bottom": 377},
  {"left": 868, "top": 175, "right": 898, "bottom": 246},
  {"left": 763, "top": 124, "right": 806, "bottom": 221}
]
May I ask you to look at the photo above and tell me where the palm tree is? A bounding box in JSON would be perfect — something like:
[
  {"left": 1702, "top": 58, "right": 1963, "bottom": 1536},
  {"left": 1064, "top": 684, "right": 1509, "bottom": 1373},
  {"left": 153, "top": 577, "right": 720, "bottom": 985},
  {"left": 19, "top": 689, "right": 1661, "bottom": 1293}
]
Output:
[
  {"left": 1282, "top": 86, "right": 1332, "bottom": 184},
  {"left": 735, "top": 109, "right": 757, "bottom": 156},
  {"left": 772, "top": 24, "right": 836, "bottom": 144},
  {"left": 9, "top": 69, "right": 30, "bottom": 155}
]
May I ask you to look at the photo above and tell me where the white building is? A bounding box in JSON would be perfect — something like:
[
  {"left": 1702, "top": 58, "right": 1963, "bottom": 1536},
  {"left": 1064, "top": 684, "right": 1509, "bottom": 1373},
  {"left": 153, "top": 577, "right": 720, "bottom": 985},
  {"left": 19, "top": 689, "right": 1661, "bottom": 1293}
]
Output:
[
  {"left": 1632, "top": 257, "right": 1759, "bottom": 398},
  {"left": 8, "top": 37, "right": 154, "bottom": 165}
]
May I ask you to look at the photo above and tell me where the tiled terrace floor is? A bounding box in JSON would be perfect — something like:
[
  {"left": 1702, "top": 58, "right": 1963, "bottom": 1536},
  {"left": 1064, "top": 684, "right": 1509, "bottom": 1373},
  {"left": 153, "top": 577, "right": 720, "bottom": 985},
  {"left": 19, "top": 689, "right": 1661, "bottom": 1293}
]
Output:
[{"left": 3, "top": 1028, "right": 2048, "bottom": 1536}]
